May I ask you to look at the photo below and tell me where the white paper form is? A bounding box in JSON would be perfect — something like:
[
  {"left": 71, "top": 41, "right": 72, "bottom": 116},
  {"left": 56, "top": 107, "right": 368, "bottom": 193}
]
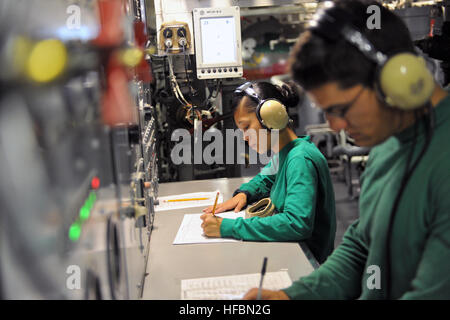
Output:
[
  {"left": 172, "top": 211, "right": 245, "bottom": 245},
  {"left": 154, "top": 191, "right": 223, "bottom": 212},
  {"left": 181, "top": 271, "right": 292, "bottom": 300}
]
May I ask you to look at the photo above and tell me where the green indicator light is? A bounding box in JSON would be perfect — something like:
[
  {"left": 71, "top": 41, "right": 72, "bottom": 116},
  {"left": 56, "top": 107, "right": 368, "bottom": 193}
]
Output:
[
  {"left": 87, "top": 192, "right": 96, "bottom": 209},
  {"left": 85, "top": 199, "right": 92, "bottom": 211},
  {"left": 68, "top": 222, "right": 82, "bottom": 242},
  {"left": 80, "top": 206, "right": 90, "bottom": 221}
]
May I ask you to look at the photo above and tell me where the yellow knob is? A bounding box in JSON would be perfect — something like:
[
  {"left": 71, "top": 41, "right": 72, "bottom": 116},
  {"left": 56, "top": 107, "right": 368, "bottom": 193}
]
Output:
[
  {"left": 26, "top": 39, "right": 67, "bottom": 83},
  {"left": 119, "top": 47, "right": 144, "bottom": 67},
  {"left": 145, "top": 45, "right": 157, "bottom": 55}
]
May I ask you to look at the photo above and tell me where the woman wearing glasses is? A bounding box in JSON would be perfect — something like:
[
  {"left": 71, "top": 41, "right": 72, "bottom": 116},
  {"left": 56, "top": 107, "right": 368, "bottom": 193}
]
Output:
[{"left": 201, "top": 81, "right": 336, "bottom": 263}]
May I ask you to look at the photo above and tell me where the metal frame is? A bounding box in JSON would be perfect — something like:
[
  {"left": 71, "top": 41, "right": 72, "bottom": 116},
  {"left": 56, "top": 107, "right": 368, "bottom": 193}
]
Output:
[{"left": 193, "top": 6, "right": 243, "bottom": 79}]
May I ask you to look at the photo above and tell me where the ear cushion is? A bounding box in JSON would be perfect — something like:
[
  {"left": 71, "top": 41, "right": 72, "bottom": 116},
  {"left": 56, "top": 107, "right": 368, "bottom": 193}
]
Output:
[
  {"left": 379, "top": 53, "right": 435, "bottom": 110},
  {"left": 257, "top": 99, "right": 289, "bottom": 130},
  {"left": 245, "top": 198, "right": 275, "bottom": 219}
]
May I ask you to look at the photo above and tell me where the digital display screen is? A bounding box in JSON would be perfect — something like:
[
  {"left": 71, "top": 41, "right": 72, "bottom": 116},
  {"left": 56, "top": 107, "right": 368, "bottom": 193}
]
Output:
[{"left": 200, "top": 16, "right": 237, "bottom": 64}]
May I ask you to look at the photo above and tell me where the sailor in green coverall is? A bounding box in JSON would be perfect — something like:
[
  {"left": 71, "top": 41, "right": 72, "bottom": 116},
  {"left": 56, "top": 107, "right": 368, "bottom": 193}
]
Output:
[
  {"left": 200, "top": 81, "right": 336, "bottom": 264},
  {"left": 244, "top": 0, "right": 450, "bottom": 300}
]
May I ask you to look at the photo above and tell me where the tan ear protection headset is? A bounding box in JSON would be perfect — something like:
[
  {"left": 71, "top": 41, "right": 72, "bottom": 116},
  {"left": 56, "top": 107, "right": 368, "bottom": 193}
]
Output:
[
  {"left": 234, "top": 82, "right": 290, "bottom": 130},
  {"left": 309, "top": 2, "right": 435, "bottom": 110}
]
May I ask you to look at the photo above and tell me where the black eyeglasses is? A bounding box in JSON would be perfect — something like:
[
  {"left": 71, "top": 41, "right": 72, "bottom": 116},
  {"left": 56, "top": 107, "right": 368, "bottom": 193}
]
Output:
[{"left": 320, "top": 87, "right": 365, "bottom": 118}]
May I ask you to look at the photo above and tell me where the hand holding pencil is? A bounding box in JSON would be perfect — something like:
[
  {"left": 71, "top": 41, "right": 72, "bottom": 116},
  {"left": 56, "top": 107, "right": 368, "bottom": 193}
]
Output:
[{"left": 200, "top": 192, "right": 223, "bottom": 237}]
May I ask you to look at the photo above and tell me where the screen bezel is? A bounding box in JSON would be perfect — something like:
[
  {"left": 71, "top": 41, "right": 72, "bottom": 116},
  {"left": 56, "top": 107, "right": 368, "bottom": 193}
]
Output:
[{"left": 193, "top": 6, "right": 243, "bottom": 78}]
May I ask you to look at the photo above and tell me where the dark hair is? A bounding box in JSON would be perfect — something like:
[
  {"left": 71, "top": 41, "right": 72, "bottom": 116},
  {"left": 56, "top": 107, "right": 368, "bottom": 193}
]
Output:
[
  {"left": 232, "top": 81, "right": 301, "bottom": 113},
  {"left": 289, "top": 0, "right": 416, "bottom": 90}
]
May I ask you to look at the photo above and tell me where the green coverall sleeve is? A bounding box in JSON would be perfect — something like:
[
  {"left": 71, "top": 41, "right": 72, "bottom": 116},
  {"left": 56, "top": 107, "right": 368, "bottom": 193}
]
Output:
[
  {"left": 282, "top": 219, "right": 369, "bottom": 299},
  {"left": 221, "top": 157, "right": 319, "bottom": 241}
]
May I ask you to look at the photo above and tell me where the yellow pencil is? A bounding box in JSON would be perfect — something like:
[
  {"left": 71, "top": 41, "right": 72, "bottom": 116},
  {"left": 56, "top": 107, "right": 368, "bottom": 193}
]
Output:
[
  {"left": 165, "top": 197, "right": 209, "bottom": 202},
  {"left": 211, "top": 192, "right": 219, "bottom": 217}
]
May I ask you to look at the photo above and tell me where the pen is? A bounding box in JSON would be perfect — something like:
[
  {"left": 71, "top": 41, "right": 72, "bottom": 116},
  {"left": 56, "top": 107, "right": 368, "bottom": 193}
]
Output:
[
  {"left": 164, "top": 197, "right": 209, "bottom": 202},
  {"left": 257, "top": 257, "right": 268, "bottom": 300},
  {"left": 211, "top": 191, "right": 219, "bottom": 217}
]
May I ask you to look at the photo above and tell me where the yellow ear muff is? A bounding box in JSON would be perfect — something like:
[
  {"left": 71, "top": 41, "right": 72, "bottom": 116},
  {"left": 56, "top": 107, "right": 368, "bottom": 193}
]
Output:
[
  {"left": 258, "top": 99, "right": 289, "bottom": 130},
  {"left": 26, "top": 39, "right": 67, "bottom": 83},
  {"left": 379, "top": 53, "right": 435, "bottom": 110}
]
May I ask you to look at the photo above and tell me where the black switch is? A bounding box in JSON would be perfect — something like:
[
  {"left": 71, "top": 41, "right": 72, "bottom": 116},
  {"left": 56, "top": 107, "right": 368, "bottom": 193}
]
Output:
[
  {"left": 177, "top": 27, "right": 187, "bottom": 38},
  {"left": 128, "top": 124, "right": 140, "bottom": 145},
  {"left": 163, "top": 28, "right": 173, "bottom": 38}
]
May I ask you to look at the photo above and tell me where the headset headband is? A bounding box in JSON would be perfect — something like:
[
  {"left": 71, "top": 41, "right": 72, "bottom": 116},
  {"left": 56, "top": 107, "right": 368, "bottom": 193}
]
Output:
[
  {"left": 234, "top": 82, "right": 262, "bottom": 104},
  {"left": 310, "top": 5, "right": 387, "bottom": 66}
]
